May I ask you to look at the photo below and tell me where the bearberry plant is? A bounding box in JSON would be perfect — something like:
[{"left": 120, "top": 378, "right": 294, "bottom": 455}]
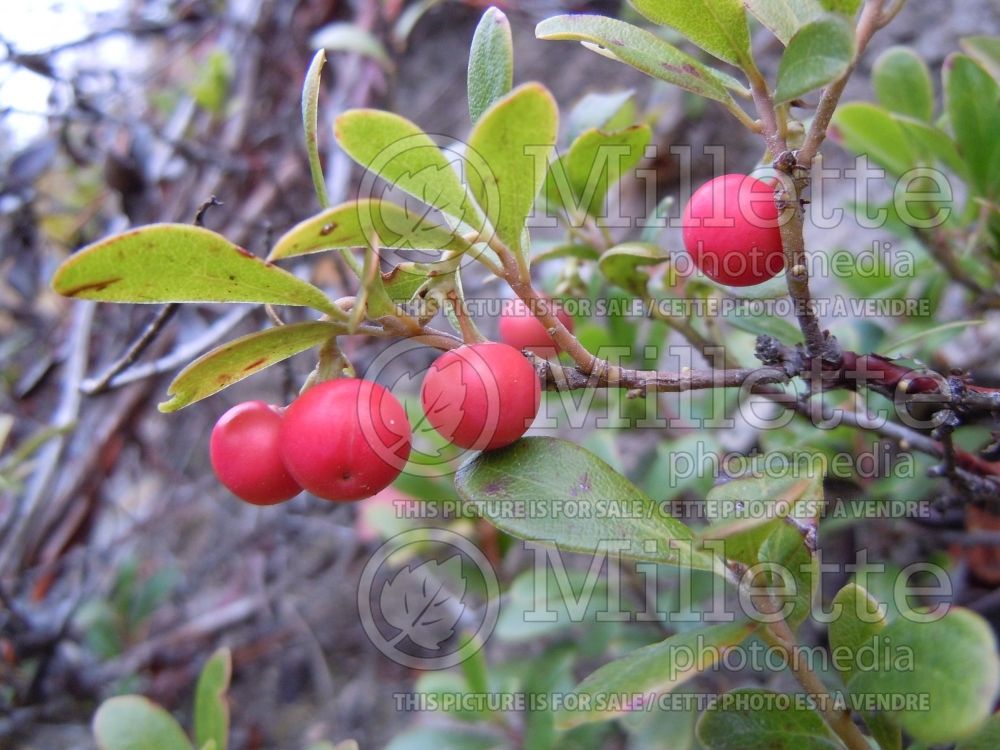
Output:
[{"left": 54, "top": 1, "right": 1000, "bottom": 748}]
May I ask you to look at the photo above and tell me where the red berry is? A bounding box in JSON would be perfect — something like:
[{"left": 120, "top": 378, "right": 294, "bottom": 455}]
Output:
[
  {"left": 421, "top": 342, "right": 541, "bottom": 451},
  {"left": 279, "top": 379, "right": 411, "bottom": 502},
  {"left": 682, "top": 173, "right": 785, "bottom": 287},
  {"left": 210, "top": 401, "right": 302, "bottom": 506},
  {"left": 498, "top": 296, "right": 574, "bottom": 357}
]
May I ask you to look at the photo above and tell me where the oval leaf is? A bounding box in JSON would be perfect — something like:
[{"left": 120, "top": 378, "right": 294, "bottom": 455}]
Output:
[
  {"left": 566, "top": 89, "right": 636, "bottom": 141},
  {"left": 556, "top": 621, "right": 755, "bottom": 729},
  {"left": 598, "top": 241, "right": 668, "bottom": 296},
  {"left": 455, "top": 437, "right": 720, "bottom": 571},
  {"left": 831, "top": 102, "right": 919, "bottom": 177},
  {"left": 960, "top": 35, "right": 1000, "bottom": 83},
  {"left": 93, "top": 695, "right": 193, "bottom": 750},
  {"left": 696, "top": 688, "right": 841, "bottom": 750},
  {"left": 159, "top": 321, "right": 341, "bottom": 412},
  {"left": 848, "top": 607, "right": 1000, "bottom": 744},
  {"left": 552, "top": 125, "right": 652, "bottom": 219},
  {"left": 873, "top": 46, "right": 934, "bottom": 121},
  {"left": 744, "top": 0, "right": 824, "bottom": 46},
  {"left": 827, "top": 582, "right": 886, "bottom": 683},
  {"left": 775, "top": 15, "right": 855, "bottom": 104},
  {"left": 945, "top": 53, "right": 1000, "bottom": 199},
  {"left": 52, "top": 225, "right": 338, "bottom": 315},
  {"left": 268, "top": 200, "right": 471, "bottom": 260},
  {"left": 194, "top": 648, "right": 231, "bottom": 750},
  {"left": 536, "top": 16, "right": 734, "bottom": 106},
  {"left": 334, "top": 110, "right": 483, "bottom": 228},
  {"left": 467, "top": 7, "right": 514, "bottom": 124},
  {"left": 466, "top": 83, "right": 558, "bottom": 255},
  {"left": 629, "top": 0, "right": 751, "bottom": 67}
]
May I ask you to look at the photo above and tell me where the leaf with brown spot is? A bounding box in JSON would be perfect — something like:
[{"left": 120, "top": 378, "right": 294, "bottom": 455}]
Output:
[
  {"left": 159, "top": 321, "right": 343, "bottom": 412},
  {"left": 52, "top": 224, "right": 339, "bottom": 315}
]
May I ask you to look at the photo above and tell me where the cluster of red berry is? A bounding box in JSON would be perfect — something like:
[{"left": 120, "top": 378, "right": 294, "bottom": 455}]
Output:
[
  {"left": 211, "top": 173, "right": 783, "bottom": 505},
  {"left": 210, "top": 339, "right": 546, "bottom": 506}
]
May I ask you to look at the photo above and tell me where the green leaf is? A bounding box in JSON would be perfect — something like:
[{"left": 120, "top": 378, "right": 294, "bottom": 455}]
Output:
[
  {"left": 696, "top": 466, "right": 823, "bottom": 567},
  {"left": 532, "top": 242, "right": 600, "bottom": 264},
  {"left": 194, "top": 648, "right": 231, "bottom": 750},
  {"left": 827, "top": 582, "right": 886, "bottom": 683},
  {"left": 558, "top": 623, "right": 755, "bottom": 729},
  {"left": 191, "top": 50, "right": 231, "bottom": 117},
  {"left": 455, "top": 437, "right": 721, "bottom": 571},
  {"left": 775, "top": 15, "right": 855, "bottom": 104},
  {"left": 848, "top": 607, "right": 1000, "bottom": 744},
  {"left": 598, "top": 242, "right": 669, "bottom": 296},
  {"left": 268, "top": 200, "right": 471, "bottom": 261},
  {"left": 93, "top": 696, "right": 194, "bottom": 750},
  {"left": 873, "top": 47, "right": 934, "bottom": 121},
  {"left": 818, "top": 0, "right": 862, "bottom": 14},
  {"left": 744, "top": 0, "right": 823, "bottom": 46},
  {"left": 758, "top": 523, "right": 817, "bottom": 629},
  {"left": 722, "top": 308, "right": 802, "bottom": 343},
  {"left": 566, "top": 89, "right": 636, "bottom": 141},
  {"left": 945, "top": 53, "right": 1000, "bottom": 198},
  {"left": 380, "top": 262, "right": 433, "bottom": 305},
  {"left": 960, "top": 36, "right": 1000, "bottom": 83},
  {"left": 466, "top": 83, "right": 558, "bottom": 255},
  {"left": 158, "top": 322, "right": 341, "bottom": 412},
  {"left": 334, "top": 110, "right": 483, "bottom": 228},
  {"left": 302, "top": 50, "right": 329, "bottom": 207},
  {"left": 548, "top": 125, "right": 652, "bottom": 218},
  {"left": 535, "top": 16, "right": 736, "bottom": 107},
  {"left": 52, "top": 225, "right": 339, "bottom": 316},
  {"left": 958, "top": 713, "right": 1000, "bottom": 750},
  {"left": 892, "top": 115, "right": 969, "bottom": 177},
  {"left": 311, "top": 23, "right": 393, "bottom": 72},
  {"left": 468, "top": 7, "right": 514, "bottom": 124},
  {"left": 629, "top": 0, "right": 751, "bottom": 67},
  {"left": 696, "top": 688, "right": 840, "bottom": 749},
  {"left": 831, "top": 102, "right": 919, "bottom": 176}
]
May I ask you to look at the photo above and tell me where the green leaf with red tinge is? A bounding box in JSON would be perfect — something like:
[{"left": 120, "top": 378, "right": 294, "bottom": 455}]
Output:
[
  {"left": 536, "top": 16, "right": 735, "bottom": 106},
  {"left": 268, "top": 200, "right": 471, "bottom": 261},
  {"left": 159, "top": 321, "right": 342, "bottom": 412},
  {"left": 455, "top": 437, "right": 722, "bottom": 572},
  {"left": 51, "top": 224, "right": 339, "bottom": 315}
]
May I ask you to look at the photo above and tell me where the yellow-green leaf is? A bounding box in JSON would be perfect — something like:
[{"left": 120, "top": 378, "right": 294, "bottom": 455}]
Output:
[
  {"left": 466, "top": 83, "right": 558, "bottom": 255},
  {"left": 467, "top": 7, "right": 514, "bottom": 123},
  {"left": 159, "top": 322, "right": 342, "bottom": 412},
  {"left": 52, "top": 224, "right": 338, "bottom": 315},
  {"left": 268, "top": 200, "right": 471, "bottom": 261},
  {"left": 194, "top": 648, "right": 231, "bottom": 750},
  {"left": 630, "top": 0, "right": 751, "bottom": 67},
  {"left": 334, "top": 110, "right": 483, "bottom": 228},
  {"left": 93, "top": 696, "right": 193, "bottom": 750}
]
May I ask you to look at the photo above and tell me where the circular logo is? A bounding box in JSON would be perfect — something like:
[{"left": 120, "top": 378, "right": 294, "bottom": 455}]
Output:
[{"left": 357, "top": 528, "right": 500, "bottom": 670}]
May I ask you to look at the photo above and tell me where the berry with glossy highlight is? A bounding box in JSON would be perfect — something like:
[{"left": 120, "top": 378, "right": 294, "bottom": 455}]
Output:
[
  {"left": 210, "top": 401, "right": 302, "bottom": 505},
  {"left": 279, "top": 379, "right": 411, "bottom": 502},
  {"left": 421, "top": 342, "right": 541, "bottom": 451}
]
